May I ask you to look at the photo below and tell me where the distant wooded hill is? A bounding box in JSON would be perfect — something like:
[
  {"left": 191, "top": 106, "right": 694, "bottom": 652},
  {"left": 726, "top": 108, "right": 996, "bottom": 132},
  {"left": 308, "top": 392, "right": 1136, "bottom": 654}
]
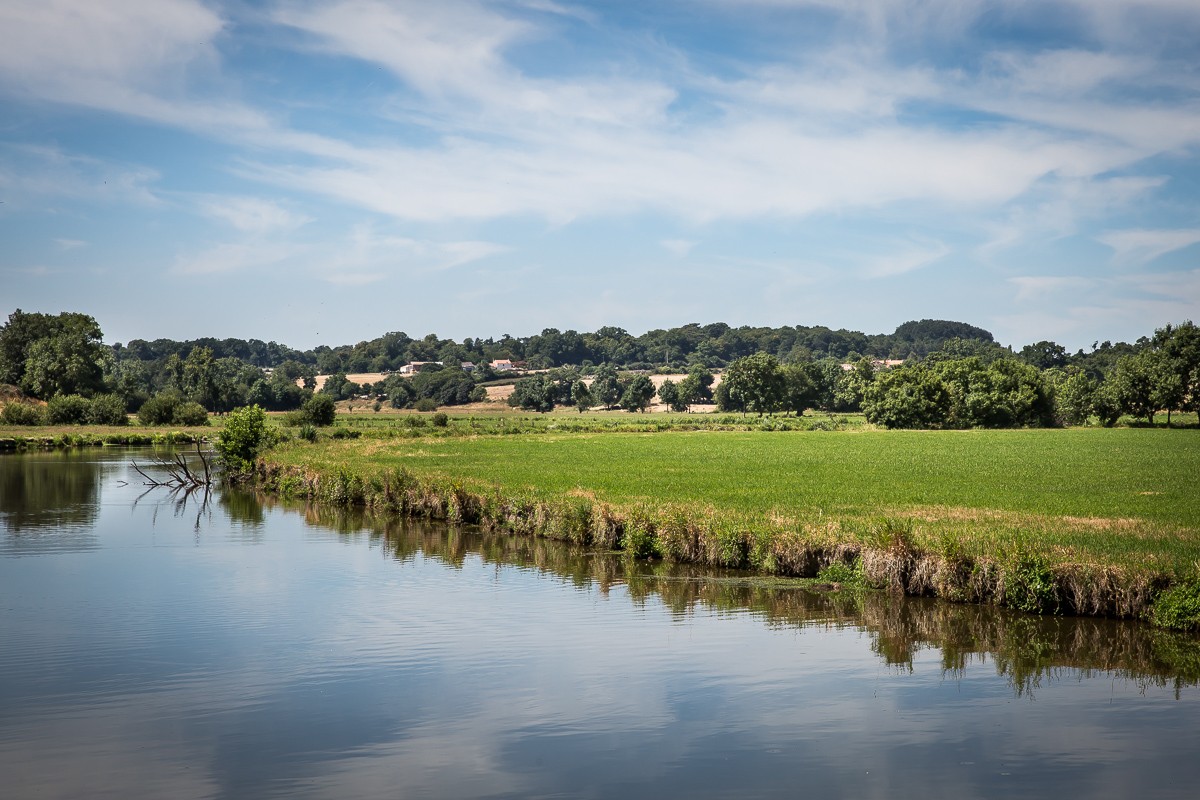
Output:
[{"left": 114, "top": 319, "right": 997, "bottom": 374}]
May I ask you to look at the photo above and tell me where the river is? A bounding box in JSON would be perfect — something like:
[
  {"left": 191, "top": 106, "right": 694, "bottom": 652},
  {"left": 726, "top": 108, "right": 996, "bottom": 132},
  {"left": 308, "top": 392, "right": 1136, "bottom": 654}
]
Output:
[{"left": 2, "top": 448, "right": 1198, "bottom": 799}]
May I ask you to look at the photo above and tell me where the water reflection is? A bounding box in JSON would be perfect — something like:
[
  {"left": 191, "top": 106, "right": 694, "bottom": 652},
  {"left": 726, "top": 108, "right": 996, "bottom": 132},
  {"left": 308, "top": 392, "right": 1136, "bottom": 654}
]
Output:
[
  {"left": 2, "top": 451, "right": 1199, "bottom": 800},
  {"left": 284, "top": 499, "right": 1200, "bottom": 699},
  {"left": 0, "top": 449, "right": 102, "bottom": 552}
]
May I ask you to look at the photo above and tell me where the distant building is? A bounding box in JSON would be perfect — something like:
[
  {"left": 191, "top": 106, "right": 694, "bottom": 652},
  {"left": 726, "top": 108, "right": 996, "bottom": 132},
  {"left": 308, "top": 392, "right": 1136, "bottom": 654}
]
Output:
[
  {"left": 490, "top": 359, "right": 514, "bottom": 371},
  {"left": 840, "top": 359, "right": 905, "bottom": 372},
  {"left": 399, "top": 361, "right": 443, "bottom": 375},
  {"left": 461, "top": 362, "right": 476, "bottom": 372}
]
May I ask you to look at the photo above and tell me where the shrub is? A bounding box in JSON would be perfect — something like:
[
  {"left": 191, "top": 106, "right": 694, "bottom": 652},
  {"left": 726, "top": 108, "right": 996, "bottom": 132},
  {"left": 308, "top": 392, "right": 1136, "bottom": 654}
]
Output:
[
  {"left": 817, "top": 558, "right": 864, "bottom": 586},
  {"left": 1152, "top": 580, "right": 1200, "bottom": 631},
  {"left": 47, "top": 394, "right": 90, "bottom": 425},
  {"left": 86, "top": 393, "right": 128, "bottom": 426},
  {"left": 301, "top": 393, "right": 337, "bottom": 426},
  {"left": 1, "top": 401, "right": 47, "bottom": 426},
  {"left": 138, "top": 393, "right": 180, "bottom": 426},
  {"left": 431, "top": 412, "right": 449, "bottom": 427},
  {"left": 414, "top": 398, "right": 438, "bottom": 412},
  {"left": 299, "top": 424, "right": 318, "bottom": 442},
  {"left": 172, "top": 401, "right": 210, "bottom": 427},
  {"left": 1003, "top": 553, "right": 1059, "bottom": 614},
  {"left": 215, "top": 405, "right": 269, "bottom": 475}
]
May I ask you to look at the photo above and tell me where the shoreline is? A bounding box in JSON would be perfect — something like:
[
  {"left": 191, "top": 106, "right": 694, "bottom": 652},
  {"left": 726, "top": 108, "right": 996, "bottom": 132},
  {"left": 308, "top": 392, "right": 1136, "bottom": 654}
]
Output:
[{"left": 250, "top": 447, "right": 1198, "bottom": 631}]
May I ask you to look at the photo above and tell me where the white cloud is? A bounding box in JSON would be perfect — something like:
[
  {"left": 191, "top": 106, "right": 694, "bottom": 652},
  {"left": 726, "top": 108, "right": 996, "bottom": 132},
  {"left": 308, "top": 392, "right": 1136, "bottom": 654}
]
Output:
[
  {"left": 172, "top": 241, "right": 300, "bottom": 276},
  {"left": 862, "top": 242, "right": 950, "bottom": 279},
  {"left": 55, "top": 239, "right": 87, "bottom": 251},
  {"left": 0, "top": 144, "right": 162, "bottom": 208},
  {"left": 199, "top": 197, "right": 310, "bottom": 234},
  {"left": 321, "top": 224, "right": 507, "bottom": 283},
  {"left": 1097, "top": 229, "right": 1200, "bottom": 265},
  {"left": 1009, "top": 276, "right": 1097, "bottom": 303},
  {"left": 4, "top": 0, "right": 1198, "bottom": 234}
]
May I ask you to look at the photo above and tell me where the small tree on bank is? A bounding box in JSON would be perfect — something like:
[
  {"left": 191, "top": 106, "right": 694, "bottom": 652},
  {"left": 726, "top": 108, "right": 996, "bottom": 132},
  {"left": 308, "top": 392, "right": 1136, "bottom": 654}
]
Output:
[{"left": 215, "top": 405, "right": 269, "bottom": 476}]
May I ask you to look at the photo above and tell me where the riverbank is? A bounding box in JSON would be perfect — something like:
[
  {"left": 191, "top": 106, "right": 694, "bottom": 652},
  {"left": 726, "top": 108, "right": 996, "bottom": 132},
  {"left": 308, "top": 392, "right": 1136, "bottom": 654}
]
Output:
[
  {"left": 254, "top": 426, "right": 1200, "bottom": 630},
  {"left": 0, "top": 427, "right": 210, "bottom": 451}
]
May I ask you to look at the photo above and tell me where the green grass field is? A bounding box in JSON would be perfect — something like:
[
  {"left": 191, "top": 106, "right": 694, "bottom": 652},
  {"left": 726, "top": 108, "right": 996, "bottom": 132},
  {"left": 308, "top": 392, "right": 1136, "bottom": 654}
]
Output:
[{"left": 265, "top": 426, "right": 1200, "bottom": 574}]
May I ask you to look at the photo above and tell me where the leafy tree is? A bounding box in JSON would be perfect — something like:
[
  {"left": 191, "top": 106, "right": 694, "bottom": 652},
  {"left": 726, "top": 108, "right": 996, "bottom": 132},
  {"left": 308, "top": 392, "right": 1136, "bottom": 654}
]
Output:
[
  {"left": 954, "top": 358, "right": 1053, "bottom": 428},
  {"left": 619, "top": 374, "right": 656, "bottom": 412},
  {"left": 17, "top": 313, "right": 110, "bottom": 398},
  {"left": 713, "top": 379, "right": 737, "bottom": 412},
  {"left": 1019, "top": 340, "right": 1069, "bottom": 370},
  {"left": 318, "top": 371, "right": 343, "bottom": 397},
  {"left": 1152, "top": 321, "right": 1200, "bottom": 423},
  {"left": 803, "top": 359, "right": 844, "bottom": 412},
  {"left": 0, "top": 401, "right": 46, "bottom": 426},
  {"left": 215, "top": 405, "right": 270, "bottom": 475},
  {"left": 862, "top": 365, "right": 953, "bottom": 429},
  {"left": 172, "top": 401, "right": 210, "bottom": 427},
  {"left": 590, "top": 364, "right": 623, "bottom": 409},
  {"left": 0, "top": 310, "right": 57, "bottom": 386},
  {"left": 720, "top": 353, "right": 784, "bottom": 414},
  {"left": 657, "top": 379, "right": 687, "bottom": 412},
  {"left": 780, "top": 362, "right": 817, "bottom": 416},
  {"left": 675, "top": 366, "right": 714, "bottom": 411},
  {"left": 47, "top": 394, "right": 90, "bottom": 425},
  {"left": 85, "top": 394, "right": 128, "bottom": 425},
  {"left": 834, "top": 359, "right": 875, "bottom": 412},
  {"left": 571, "top": 379, "right": 592, "bottom": 412},
  {"left": 382, "top": 375, "right": 417, "bottom": 409},
  {"left": 411, "top": 368, "right": 476, "bottom": 406},
  {"left": 138, "top": 392, "right": 182, "bottom": 426},
  {"left": 1055, "top": 370, "right": 1097, "bottom": 425},
  {"left": 1108, "top": 352, "right": 1158, "bottom": 424},
  {"left": 509, "top": 374, "right": 557, "bottom": 412},
  {"left": 181, "top": 346, "right": 221, "bottom": 410},
  {"left": 301, "top": 393, "right": 337, "bottom": 426}
]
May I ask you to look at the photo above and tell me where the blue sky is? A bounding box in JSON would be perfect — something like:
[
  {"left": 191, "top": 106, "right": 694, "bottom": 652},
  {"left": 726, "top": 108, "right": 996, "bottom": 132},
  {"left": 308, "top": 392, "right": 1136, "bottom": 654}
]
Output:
[{"left": 2, "top": 0, "right": 1198, "bottom": 351}]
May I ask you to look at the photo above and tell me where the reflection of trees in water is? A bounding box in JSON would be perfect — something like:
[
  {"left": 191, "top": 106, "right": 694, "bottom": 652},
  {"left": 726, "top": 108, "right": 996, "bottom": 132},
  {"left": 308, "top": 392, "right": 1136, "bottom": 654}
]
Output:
[
  {"left": 293, "top": 502, "right": 1200, "bottom": 698},
  {"left": 0, "top": 452, "right": 100, "bottom": 550},
  {"left": 220, "top": 489, "right": 266, "bottom": 528}
]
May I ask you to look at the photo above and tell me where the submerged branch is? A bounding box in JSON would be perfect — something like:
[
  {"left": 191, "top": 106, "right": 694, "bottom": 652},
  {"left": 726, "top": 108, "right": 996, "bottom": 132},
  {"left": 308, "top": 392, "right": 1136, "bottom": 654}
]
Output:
[{"left": 131, "top": 442, "right": 216, "bottom": 489}]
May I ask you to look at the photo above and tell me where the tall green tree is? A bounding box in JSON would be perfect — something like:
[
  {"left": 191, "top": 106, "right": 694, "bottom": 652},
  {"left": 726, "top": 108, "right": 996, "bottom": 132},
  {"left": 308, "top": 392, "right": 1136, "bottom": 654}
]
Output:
[
  {"left": 0, "top": 310, "right": 56, "bottom": 387},
  {"left": 780, "top": 363, "right": 817, "bottom": 416},
  {"left": 19, "top": 313, "right": 110, "bottom": 398},
  {"left": 1109, "top": 352, "right": 1158, "bottom": 424},
  {"left": 657, "top": 379, "right": 687, "bottom": 412},
  {"left": 590, "top": 364, "right": 623, "bottom": 409},
  {"left": 571, "top": 379, "right": 592, "bottom": 412},
  {"left": 619, "top": 375, "right": 656, "bottom": 412},
  {"left": 720, "top": 352, "right": 784, "bottom": 414}
]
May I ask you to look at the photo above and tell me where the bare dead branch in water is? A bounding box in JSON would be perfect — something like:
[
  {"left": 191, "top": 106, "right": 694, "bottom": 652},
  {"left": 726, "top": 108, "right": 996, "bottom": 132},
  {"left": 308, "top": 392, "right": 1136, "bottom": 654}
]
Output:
[
  {"left": 129, "top": 444, "right": 215, "bottom": 532},
  {"left": 131, "top": 443, "right": 216, "bottom": 489}
]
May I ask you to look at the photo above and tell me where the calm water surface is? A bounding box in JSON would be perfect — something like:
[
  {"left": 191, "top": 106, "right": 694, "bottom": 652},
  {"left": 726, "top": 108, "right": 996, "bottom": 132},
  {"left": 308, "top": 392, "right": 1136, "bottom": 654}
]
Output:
[{"left": 2, "top": 448, "right": 1199, "bottom": 799}]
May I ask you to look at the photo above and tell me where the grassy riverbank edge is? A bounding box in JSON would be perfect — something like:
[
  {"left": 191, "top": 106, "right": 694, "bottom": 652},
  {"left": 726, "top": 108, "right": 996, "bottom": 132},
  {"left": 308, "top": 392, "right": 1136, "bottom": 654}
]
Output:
[
  {"left": 0, "top": 429, "right": 209, "bottom": 450},
  {"left": 251, "top": 447, "right": 1200, "bottom": 631}
]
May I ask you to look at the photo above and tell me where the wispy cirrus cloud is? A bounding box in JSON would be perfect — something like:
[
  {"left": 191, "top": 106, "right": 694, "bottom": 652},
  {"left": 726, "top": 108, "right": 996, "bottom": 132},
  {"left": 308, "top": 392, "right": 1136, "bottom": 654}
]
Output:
[
  {"left": 1098, "top": 229, "right": 1200, "bottom": 265},
  {"left": 172, "top": 241, "right": 301, "bottom": 276},
  {"left": 199, "top": 196, "right": 311, "bottom": 234}
]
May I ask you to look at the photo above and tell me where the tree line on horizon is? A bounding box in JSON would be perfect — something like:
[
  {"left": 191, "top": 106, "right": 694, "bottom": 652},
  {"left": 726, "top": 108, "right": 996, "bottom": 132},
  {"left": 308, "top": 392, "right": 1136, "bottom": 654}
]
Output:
[{"left": 0, "top": 309, "right": 1194, "bottom": 428}]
